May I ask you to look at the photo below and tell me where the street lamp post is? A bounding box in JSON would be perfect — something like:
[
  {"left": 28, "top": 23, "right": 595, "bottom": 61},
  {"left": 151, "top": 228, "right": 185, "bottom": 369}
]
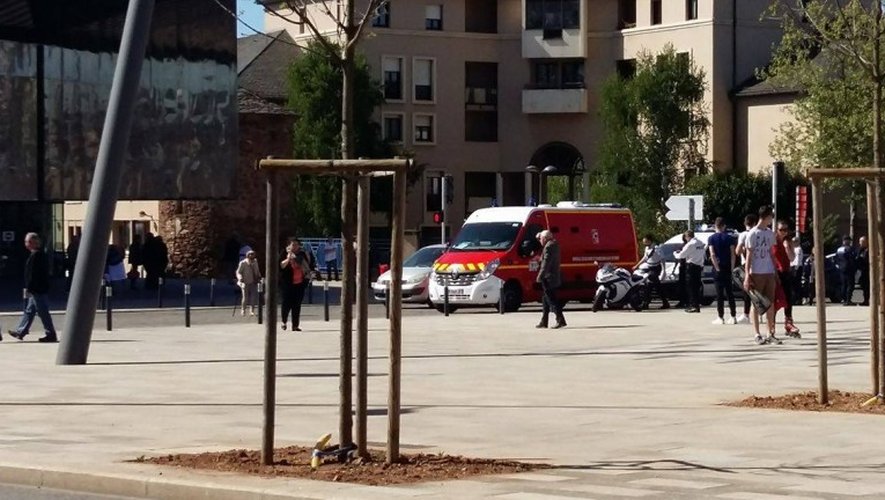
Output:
[
  {"left": 138, "top": 210, "right": 158, "bottom": 233},
  {"left": 525, "top": 165, "right": 539, "bottom": 205},
  {"left": 541, "top": 165, "right": 558, "bottom": 204}
]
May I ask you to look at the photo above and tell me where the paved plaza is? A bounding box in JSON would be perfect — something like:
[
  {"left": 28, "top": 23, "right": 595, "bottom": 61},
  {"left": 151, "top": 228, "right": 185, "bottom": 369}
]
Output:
[{"left": 1, "top": 303, "right": 883, "bottom": 499}]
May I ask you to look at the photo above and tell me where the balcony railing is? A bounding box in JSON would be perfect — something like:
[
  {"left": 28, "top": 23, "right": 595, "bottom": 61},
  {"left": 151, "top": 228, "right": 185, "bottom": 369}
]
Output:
[{"left": 522, "top": 87, "right": 587, "bottom": 114}]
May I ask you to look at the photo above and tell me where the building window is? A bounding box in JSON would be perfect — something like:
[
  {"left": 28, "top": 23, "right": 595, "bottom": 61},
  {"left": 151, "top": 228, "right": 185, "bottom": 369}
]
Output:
[
  {"left": 618, "top": 0, "right": 636, "bottom": 28},
  {"left": 425, "top": 175, "right": 452, "bottom": 212},
  {"left": 383, "top": 56, "right": 404, "bottom": 101},
  {"left": 686, "top": 0, "right": 698, "bottom": 20},
  {"left": 414, "top": 114, "right": 435, "bottom": 144},
  {"left": 532, "top": 60, "right": 584, "bottom": 89},
  {"left": 426, "top": 4, "right": 443, "bottom": 30},
  {"left": 413, "top": 58, "right": 435, "bottom": 102},
  {"left": 383, "top": 114, "right": 404, "bottom": 143},
  {"left": 373, "top": 3, "right": 390, "bottom": 27},
  {"left": 525, "top": 0, "right": 580, "bottom": 30},
  {"left": 466, "top": 0, "right": 497, "bottom": 33},
  {"left": 651, "top": 0, "right": 662, "bottom": 25}
]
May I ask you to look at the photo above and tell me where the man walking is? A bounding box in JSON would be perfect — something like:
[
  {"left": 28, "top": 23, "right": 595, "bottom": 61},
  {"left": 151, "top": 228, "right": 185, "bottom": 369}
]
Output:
[
  {"left": 835, "top": 235, "right": 857, "bottom": 306},
  {"left": 236, "top": 250, "right": 262, "bottom": 316},
  {"left": 535, "top": 230, "right": 566, "bottom": 329},
  {"left": 744, "top": 206, "right": 780, "bottom": 345},
  {"left": 8, "top": 233, "right": 58, "bottom": 343},
  {"left": 857, "top": 236, "right": 870, "bottom": 306},
  {"left": 708, "top": 218, "right": 736, "bottom": 324},
  {"left": 673, "top": 230, "right": 706, "bottom": 313},
  {"left": 633, "top": 234, "right": 670, "bottom": 309}
]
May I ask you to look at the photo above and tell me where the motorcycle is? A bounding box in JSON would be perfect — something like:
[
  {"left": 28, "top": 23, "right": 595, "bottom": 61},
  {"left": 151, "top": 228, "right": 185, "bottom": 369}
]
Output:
[{"left": 592, "top": 263, "right": 649, "bottom": 312}]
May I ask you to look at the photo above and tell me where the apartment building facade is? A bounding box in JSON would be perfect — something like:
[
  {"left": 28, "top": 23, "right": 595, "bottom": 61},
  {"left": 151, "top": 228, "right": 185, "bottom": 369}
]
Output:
[{"left": 265, "top": 0, "right": 782, "bottom": 245}]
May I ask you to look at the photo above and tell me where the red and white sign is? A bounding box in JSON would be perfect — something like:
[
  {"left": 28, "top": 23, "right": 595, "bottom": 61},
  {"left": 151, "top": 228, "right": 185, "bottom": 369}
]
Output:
[{"left": 796, "top": 185, "right": 808, "bottom": 232}]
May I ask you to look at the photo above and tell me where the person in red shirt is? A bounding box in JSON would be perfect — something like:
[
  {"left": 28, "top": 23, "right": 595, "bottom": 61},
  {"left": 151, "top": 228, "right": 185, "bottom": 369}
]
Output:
[
  {"left": 773, "top": 220, "right": 801, "bottom": 337},
  {"left": 280, "top": 238, "right": 313, "bottom": 331}
]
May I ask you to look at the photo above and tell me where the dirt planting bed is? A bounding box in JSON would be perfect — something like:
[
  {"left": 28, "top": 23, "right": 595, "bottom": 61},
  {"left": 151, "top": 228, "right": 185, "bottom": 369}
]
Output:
[
  {"left": 135, "top": 446, "right": 546, "bottom": 486},
  {"left": 729, "top": 390, "right": 885, "bottom": 415}
]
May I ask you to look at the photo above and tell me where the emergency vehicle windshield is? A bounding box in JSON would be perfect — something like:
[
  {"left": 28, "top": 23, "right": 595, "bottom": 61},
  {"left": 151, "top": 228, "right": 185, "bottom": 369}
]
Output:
[{"left": 450, "top": 222, "right": 522, "bottom": 251}]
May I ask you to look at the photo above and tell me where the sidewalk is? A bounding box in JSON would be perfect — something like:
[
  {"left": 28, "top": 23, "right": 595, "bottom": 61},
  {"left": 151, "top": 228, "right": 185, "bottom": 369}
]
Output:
[{"left": 1, "top": 305, "right": 883, "bottom": 498}]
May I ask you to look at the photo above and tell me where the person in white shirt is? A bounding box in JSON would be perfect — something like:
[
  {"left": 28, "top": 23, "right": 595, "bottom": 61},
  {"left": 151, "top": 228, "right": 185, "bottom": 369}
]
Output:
[
  {"left": 633, "top": 234, "right": 670, "bottom": 309},
  {"left": 734, "top": 214, "right": 759, "bottom": 324},
  {"left": 236, "top": 250, "right": 262, "bottom": 316},
  {"left": 744, "top": 205, "right": 780, "bottom": 345},
  {"left": 790, "top": 236, "right": 804, "bottom": 304},
  {"left": 673, "top": 230, "right": 706, "bottom": 313},
  {"left": 323, "top": 237, "right": 339, "bottom": 281}
]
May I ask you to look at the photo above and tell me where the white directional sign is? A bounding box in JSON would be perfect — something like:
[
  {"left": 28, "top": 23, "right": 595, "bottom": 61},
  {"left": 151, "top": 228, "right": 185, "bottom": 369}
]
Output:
[{"left": 665, "top": 195, "right": 704, "bottom": 221}]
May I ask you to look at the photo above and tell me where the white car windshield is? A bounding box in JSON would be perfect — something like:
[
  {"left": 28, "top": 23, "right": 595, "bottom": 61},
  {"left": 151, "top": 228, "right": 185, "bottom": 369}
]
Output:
[
  {"left": 450, "top": 222, "right": 522, "bottom": 251},
  {"left": 402, "top": 246, "right": 446, "bottom": 268}
]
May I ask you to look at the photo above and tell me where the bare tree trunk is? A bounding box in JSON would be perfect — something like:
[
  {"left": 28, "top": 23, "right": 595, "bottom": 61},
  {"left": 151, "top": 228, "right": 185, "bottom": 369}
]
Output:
[
  {"left": 874, "top": 0, "right": 885, "bottom": 400},
  {"left": 336, "top": 0, "right": 358, "bottom": 458}
]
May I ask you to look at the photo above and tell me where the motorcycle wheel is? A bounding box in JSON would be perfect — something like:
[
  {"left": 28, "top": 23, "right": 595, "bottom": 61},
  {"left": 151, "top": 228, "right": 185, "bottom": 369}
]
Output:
[
  {"left": 592, "top": 292, "right": 605, "bottom": 312},
  {"left": 630, "top": 289, "right": 645, "bottom": 311}
]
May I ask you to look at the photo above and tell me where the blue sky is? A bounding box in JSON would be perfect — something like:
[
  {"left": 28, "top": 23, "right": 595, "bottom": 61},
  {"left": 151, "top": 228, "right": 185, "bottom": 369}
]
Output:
[{"left": 235, "top": 0, "right": 265, "bottom": 37}]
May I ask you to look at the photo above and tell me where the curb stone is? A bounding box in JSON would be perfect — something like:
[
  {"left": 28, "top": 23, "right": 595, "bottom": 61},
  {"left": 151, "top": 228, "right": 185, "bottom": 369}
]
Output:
[{"left": 0, "top": 462, "right": 434, "bottom": 500}]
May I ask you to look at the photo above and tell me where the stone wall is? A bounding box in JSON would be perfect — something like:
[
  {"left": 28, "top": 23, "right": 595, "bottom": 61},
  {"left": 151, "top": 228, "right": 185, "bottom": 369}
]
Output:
[{"left": 160, "top": 111, "right": 296, "bottom": 278}]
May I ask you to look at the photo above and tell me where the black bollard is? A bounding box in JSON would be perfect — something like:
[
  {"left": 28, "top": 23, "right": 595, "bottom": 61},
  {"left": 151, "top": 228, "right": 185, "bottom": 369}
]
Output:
[
  {"left": 106, "top": 284, "right": 113, "bottom": 331},
  {"left": 384, "top": 282, "right": 390, "bottom": 319},
  {"left": 209, "top": 278, "right": 216, "bottom": 307},
  {"left": 157, "top": 276, "right": 164, "bottom": 308},
  {"left": 257, "top": 280, "right": 265, "bottom": 325},
  {"left": 307, "top": 280, "right": 314, "bottom": 304},
  {"left": 444, "top": 285, "right": 450, "bottom": 317},
  {"left": 184, "top": 283, "right": 191, "bottom": 328},
  {"left": 323, "top": 280, "right": 330, "bottom": 322},
  {"left": 99, "top": 279, "right": 107, "bottom": 310},
  {"left": 499, "top": 283, "right": 505, "bottom": 315}
]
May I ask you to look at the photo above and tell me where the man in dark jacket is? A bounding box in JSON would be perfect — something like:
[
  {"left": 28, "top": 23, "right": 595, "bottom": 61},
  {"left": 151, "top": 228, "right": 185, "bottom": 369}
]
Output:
[
  {"left": 8, "top": 233, "right": 58, "bottom": 343},
  {"left": 535, "top": 230, "right": 566, "bottom": 329}
]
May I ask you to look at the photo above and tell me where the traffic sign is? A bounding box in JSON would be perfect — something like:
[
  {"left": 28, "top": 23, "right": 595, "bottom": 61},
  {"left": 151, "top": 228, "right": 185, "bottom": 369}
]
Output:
[{"left": 665, "top": 195, "right": 704, "bottom": 222}]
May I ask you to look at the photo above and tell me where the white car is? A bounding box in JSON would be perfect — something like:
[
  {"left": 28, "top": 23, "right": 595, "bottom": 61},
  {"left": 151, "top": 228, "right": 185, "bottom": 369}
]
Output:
[
  {"left": 658, "top": 229, "right": 739, "bottom": 305},
  {"left": 372, "top": 244, "right": 447, "bottom": 305}
]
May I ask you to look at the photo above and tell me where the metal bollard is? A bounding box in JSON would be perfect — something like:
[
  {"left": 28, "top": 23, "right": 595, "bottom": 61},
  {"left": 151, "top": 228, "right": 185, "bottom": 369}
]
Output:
[
  {"left": 209, "top": 278, "right": 216, "bottom": 307},
  {"left": 99, "top": 279, "right": 107, "bottom": 310},
  {"left": 157, "top": 277, "right": 164, "bottom": 308},
  {"left": 308, "top": 280, "right": 314, "bottom": 304},
  {"left": 257, "top": 280, "right": 264, "bottom": 325},
  {"left": 184, "top": 283, "right": 191, "bottom": 328},
  {"left": 106, "top": 284, "right": 113, "bottom": 331},
  {"left": 22, "top": 288, "right": 27, "bottom": 311},
  {"left": 499, "top": 283, "right": 505, "bottom": 315},
  {"left": 444, "top": 285, "right": 450, "bottom": 317},
  {"left": 323, "top": 280, "right": 330, "bottom": 322},
  {"left": 384, "top": 282, "right": 390, "bottom": 319}
]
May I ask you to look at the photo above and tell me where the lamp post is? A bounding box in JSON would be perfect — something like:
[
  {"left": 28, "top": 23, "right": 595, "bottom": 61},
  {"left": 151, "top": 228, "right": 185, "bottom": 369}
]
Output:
[
  {"left": 541, "top": 165, "right": 558, "bottom": 204},
  {"left": 525, "top": 165, "right": 539, "bottom": 205}
]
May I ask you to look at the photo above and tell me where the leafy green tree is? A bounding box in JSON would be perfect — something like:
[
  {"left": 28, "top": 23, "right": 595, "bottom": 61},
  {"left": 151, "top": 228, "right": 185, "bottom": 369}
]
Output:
[
  {"left": 286, "top": 42, "right": 387, "bottom": 236},
  {"left": 593, "top": 44, "right": 709, "bottom": 239},
  {"left": 765, "top": 0, "right": 885, "bottom": 236}
]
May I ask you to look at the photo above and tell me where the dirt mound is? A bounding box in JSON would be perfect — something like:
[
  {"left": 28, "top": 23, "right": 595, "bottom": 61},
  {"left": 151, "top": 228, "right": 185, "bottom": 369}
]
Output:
[
  {"left": 136, "top": 446, "right": 545, "bottom": 485},
  {"left": 729, "top": 390, "right": 885, "bottom": 414}
]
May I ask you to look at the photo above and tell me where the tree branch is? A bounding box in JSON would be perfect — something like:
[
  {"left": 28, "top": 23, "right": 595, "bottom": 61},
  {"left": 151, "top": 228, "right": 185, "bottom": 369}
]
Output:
[
  {"left": 281, "top": 0, "right": 343, "bottom": 62},
  {"left": 348, "top": 0, "right": 386, "bottom": 50}
]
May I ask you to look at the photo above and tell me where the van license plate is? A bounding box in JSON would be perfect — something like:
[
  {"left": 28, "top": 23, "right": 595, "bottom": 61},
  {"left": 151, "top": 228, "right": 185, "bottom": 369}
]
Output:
[{"left": 447, "top": 288, "right": 468, "bottom": 300}]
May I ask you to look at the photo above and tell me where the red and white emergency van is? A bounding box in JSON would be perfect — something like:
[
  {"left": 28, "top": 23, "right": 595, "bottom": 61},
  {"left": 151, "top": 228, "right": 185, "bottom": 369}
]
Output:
[{"left": 428, "top": 202, "right": 639, "bottom": 312}]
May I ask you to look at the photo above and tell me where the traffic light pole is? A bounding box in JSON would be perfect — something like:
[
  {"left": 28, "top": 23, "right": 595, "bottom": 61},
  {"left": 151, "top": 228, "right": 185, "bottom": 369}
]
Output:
[{"left": 440, "top": 174, "right": 447, "bottom": 245}]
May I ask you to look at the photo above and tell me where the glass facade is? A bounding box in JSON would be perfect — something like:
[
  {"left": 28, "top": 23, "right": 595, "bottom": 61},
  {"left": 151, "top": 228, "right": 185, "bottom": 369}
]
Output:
[{"left": 0, "top": 0, "right": 237, "bottom": 202}]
